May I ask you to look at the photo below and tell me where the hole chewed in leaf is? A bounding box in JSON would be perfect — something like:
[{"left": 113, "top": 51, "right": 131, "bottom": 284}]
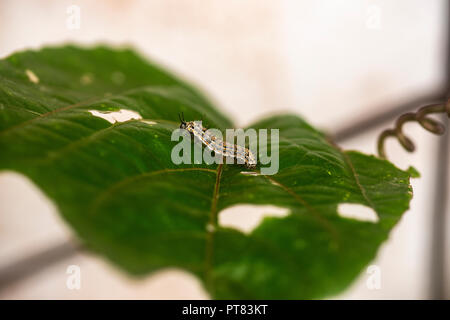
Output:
[
  {"left": 89, "top": 109, "right": 142, "bottom": 124},
  {"left": 219, "top": 205, "right": 290, "bottom": 234},
  {"left": 25, "top": 69, "right": 39, "bottom": 84},
  {"left": 337, "top": 203, "right": 379, "bottom": 223}
]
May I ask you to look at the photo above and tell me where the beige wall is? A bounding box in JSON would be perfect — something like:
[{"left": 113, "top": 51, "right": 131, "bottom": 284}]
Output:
[{"left": 0, "top": 0, "right": 447, "bottom": 299}]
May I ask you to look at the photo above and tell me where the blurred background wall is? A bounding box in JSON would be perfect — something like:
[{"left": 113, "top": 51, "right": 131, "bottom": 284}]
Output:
[{"left": 0, "top": 0, "right": 448, "bottom": 299}]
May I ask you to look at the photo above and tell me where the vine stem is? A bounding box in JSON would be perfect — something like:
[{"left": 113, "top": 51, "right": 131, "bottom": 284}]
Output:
[{"left": 377, "top": 98, "right": 450, "bottom": 159}]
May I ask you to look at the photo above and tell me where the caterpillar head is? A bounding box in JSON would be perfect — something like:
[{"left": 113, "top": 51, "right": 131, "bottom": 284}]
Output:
[{"left": 179, "top": 112, "right": 187, "bottom": 129}]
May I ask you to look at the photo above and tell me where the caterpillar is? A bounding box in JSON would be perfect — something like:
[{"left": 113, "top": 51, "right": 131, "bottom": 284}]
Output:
[{"left": 179, "top": 113, "right": 257, "bottom": 168}]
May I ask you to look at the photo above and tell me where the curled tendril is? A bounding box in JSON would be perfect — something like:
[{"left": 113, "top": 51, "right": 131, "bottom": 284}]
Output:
[{"left": 377, "top": 98, "right": 450, "bottom": 159}]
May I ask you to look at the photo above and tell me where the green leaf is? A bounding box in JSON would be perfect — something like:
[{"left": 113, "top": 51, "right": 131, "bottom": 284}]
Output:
[
  {"left": 0, "top": 45, "right": 413, "bottom": 299},
  {"left": 406, "top": 166, "right": 421, "bottom": 178}
]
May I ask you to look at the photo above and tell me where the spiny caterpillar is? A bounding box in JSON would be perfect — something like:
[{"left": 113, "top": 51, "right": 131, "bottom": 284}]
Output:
[{"left": 179, "top": 113, "right": 257, "bottom": 168}]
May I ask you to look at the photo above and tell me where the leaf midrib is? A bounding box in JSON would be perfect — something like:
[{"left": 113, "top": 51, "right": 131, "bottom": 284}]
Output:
[{"left": 204, "top": 163, "right": 223, "bottom": 292}]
